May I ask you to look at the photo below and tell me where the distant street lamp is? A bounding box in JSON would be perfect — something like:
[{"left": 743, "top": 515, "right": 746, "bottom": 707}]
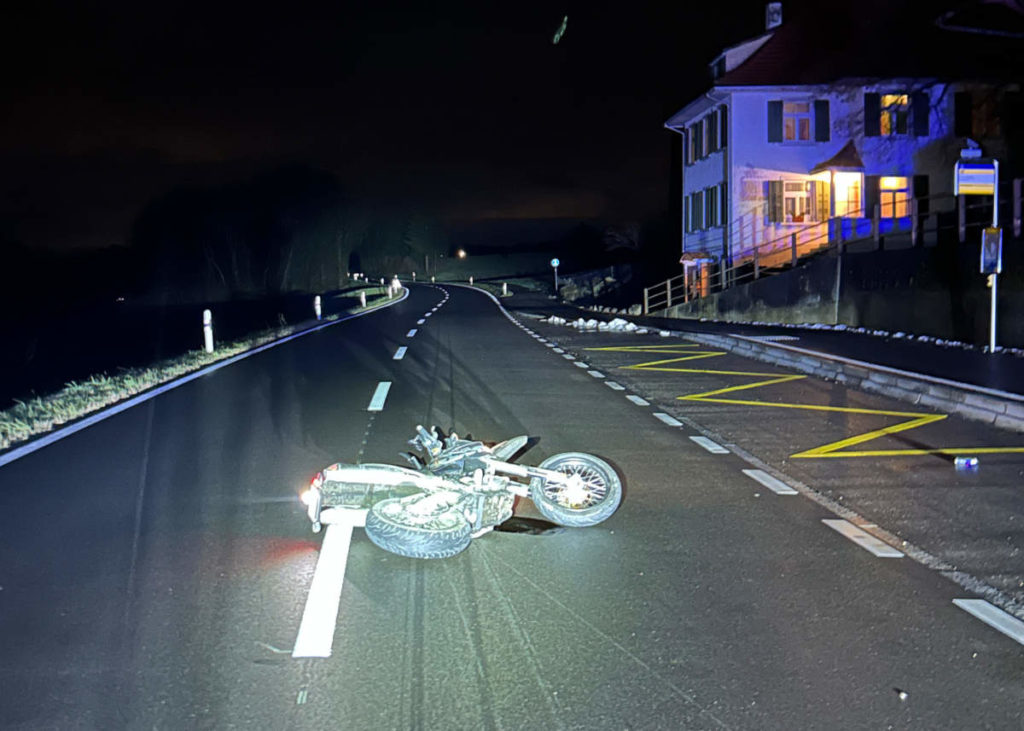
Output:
[{"left": 456, "top": 248, "right": 467, "bottom": 259}]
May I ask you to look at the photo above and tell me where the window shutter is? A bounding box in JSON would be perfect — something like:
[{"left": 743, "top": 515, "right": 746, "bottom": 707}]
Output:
[
  {"left": 719, "top": 182, "right": 728, "bottom": 224},
  {"left": 814, "top": 100, "right": 830, "bottom": 142},
  {"left": 695, "top": 191, "right": 704, "bottom": 229},
  {"left": 684, "top": 194, "right": 690, "bottom": 232},
  {"left": 767, "top": 180, "right": 783, "bottom": 222},
  {"left": 954, "top": 91, "right": 972, "bottom": 137},
  {"left": 912, "top": 92, "right": 929, "bottom": 136},
  {"left": 812, "top": 181, "right": 829, "bottom": 221},
  {"left": 913, "top": 175, "right": 930, "bottom": 216},
  {"left": 696, "top": 119, "right": 704, "bottom": 159},
  {"left": 708, "top": 110, "right": 719, "bottom": 153},
  {"left": 864, "top": 93, "right": 881, "bottom": 136},
  {"left": 719, "top": 105, "right": 728, "bottom": 148},
  {"left": 704, "top": 188, "right": 712, "bottom": 228},
  {"left": 767, "top": 101, "right": 783, "bottom": 142},
  {"left": 864, "top": 175, "right": 880, "bottom": 217},
  {"left": 684, "top": 129, "right": 691, "bottom": 166}
]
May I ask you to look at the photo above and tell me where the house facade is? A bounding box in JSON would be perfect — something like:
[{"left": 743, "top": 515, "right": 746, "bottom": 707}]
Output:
[{"left": 665, "top": 2, "right": 1022, "bottom": 275}]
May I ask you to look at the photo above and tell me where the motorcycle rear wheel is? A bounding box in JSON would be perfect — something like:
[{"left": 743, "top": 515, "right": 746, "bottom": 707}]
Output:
[
  {"left": 365, "top": 498, "right": 472, "bottom": 559},
  {"left": 529, "top": 453, "right": 622, "bottom": 527}
]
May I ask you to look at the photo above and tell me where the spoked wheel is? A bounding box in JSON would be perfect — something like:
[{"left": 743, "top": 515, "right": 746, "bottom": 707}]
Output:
[
  {"left": 364, "top": 496, "right": 472, "bottom": 559},
  {"left": 529, "top": 452, "right": 622, "bottom": 527}
]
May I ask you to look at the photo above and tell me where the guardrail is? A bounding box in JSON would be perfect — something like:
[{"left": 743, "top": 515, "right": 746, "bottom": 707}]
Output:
[{"left": 644, "top": 181, "right": 1023, "bottom": 315}]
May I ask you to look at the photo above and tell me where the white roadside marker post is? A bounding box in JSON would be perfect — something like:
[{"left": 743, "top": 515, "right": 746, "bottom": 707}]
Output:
[
  {"left": 360, "top": 291, "right": 366, "bottom": 308},
  {"left": 314, "top": 295, "right": 322, "bottom": 320},
  {"left": 202, "top": 309, "right": 214, "bottom": 353}
]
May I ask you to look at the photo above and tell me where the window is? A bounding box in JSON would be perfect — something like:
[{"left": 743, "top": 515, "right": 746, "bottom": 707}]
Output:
[
  {"left": 783, "top": 181, "right": 810, "bottom": 222},
  {"left": 768, "top": 100, "right": 829, "bottom": 142},
  {"left": 784, "top": 102, "right": 812, "bottom": 141},
  {"left": 879, "top": 176, "right": 909, "bottom": 218},
  {"left": 690, "top": 119, "right": 704, "bottom": 160},
  {"left": 688, "top": 190, "right": 704, "bottom": 231},
  {"left": 707, "top": 110, "right": 719, "bottom": 153},
  {"left": 705, "top": 186, "right": 719, "bottom": 228},
  {"left": 767, "top": 180, "right": 828, "bottom": 223},
  {"left": 880, "top": 94, "right": 909, "bottom": 135}
]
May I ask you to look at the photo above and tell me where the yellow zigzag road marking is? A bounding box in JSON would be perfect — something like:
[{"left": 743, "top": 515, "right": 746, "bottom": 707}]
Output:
[{"left": 586, "top": 344, "right": 1024, "bottom": 460}]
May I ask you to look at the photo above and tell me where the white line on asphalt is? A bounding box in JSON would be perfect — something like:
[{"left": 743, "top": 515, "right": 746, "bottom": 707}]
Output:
[
  {"left": 626, "top": 395, "right": 649, "bottom": 406},
  {"left": 537, "top": 338, "right": 548, "bottom": 344},
  {"left": 953, "top": 599, "right": 1024, "bottom": 646},
  {"left": 406, "top": 329, "right": 417, "bottom": 337},
  {"left": 605, "top": 381, "right": 626, "bottom": 391},
  {"left": 393, "top": 347, "right": 407, "bottom": 360},
  {"left": 417, "top": 318, "right": 425, "bottom": 324},
  {"left": 292, "top": 523, "right": 354, "bottom": 658},
  {"left": 690, "top": 436, "right": 729, "bottom": 454},
  {"left": 654, "top": 413, "right": 682, "bottom": 427},
  {"left": 296, "top": 689, "right": 308, "bottom": 705},
  {"left": 573, "top": 361, "right": 589, "bottom": 369},
  {"left": 367, "top": 381, "right": 392, "bottom": 411},
  {"left": 742, "top": 469, "right": 798, "bottom": 495},
  {"left": 545, "top": 343, "right": 556, "bottom": 348},
  {"left": 553, "top": 347, "right": 565, "bottom": 353},
  {"left": 821, "top": 519, "right": 904, "bottom": 557},
  {"left": 588, "top": 370, "right": 605, "bottom": 378},
  {"left": 562, "top": 354, "right": 576, "bottom": 360}
]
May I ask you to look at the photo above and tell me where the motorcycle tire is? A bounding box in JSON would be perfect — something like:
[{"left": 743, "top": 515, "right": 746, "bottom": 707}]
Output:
[
  {"left": 364, "top": 498, "right": 472, "bottom": 559},
  {"left": 529, "top": 452, "right": 622, "bottom": 527}
]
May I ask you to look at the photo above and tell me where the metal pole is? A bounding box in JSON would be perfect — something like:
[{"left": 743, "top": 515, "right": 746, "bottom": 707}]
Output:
[
  {"left": 990, "top": 161, "right": 999, "bottom": 353},
  {"left": 553, "top": 267, "right": 559, "bottom": 293}
]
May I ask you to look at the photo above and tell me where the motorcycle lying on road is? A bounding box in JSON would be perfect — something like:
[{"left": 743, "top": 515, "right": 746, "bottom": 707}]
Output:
[{"left": 300, "top": 425, "right": 622, "bottom": 559}]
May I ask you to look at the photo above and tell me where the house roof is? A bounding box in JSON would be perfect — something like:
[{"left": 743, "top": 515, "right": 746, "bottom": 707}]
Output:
[
  {"left": 714, "top": 0, "right": 1024, "bottom": 87},
  {"left": 809, "top": 140, "right": 865, "bottom": 174}
]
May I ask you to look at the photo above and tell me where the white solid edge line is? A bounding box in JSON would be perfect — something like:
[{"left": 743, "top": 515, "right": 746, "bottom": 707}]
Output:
[
  {"left": 821, "top": 519, "right": 904, "bottom": 557},
  {"left": 0, "top": 291, "right": 410, "bottom": 469},
  {"left": 605, "top": 381, "right": 625, "bottom": 391},
  {"left": 742, "top": 468, "right": 798, "bottom": 495},
  {"left": 393, "top": 346, "right": 407, "bottom": 360},
  {"left": 626, "top": 395, "right": 649, "bottom": 406},
  {"left": 953, "top": 599, "right": 1024, "bottom": 646},
  {"left": 654, "top": 413, "right": 682, "bottom": 427},
  {"left": 690, "top": 436, "right": 729, "bottom": 454},
  {"left": 367, "top": 381, "right": 392, "bottom": 411},
  {"left": 292, "top": 523, "right": 353, "bottom": 658}
]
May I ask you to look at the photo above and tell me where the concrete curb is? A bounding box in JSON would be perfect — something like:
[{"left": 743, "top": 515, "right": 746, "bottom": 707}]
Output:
[{"left": 678, "top": 331, "right": 1024, "bottom": 433}]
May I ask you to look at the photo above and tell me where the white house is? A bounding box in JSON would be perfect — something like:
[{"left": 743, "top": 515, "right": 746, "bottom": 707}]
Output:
[{"left": 665, "top": 1, "right": 1023, "bottom": 280}]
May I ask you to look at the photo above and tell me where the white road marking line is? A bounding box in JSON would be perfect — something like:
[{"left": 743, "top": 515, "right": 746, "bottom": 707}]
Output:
[
  {"left": 588, "top": 370, "right": 605, "bottom": 378},
  {"left": 417, "top": 318, "right": 425, "bottom": 324},
  {"left": 690, "top": 436, "right": 729, "bottom": 454},
  {"left": 292, "top": 523, "right": 354, "bottom": 658},
  {"left": 822, "top": 519, "right": 904, "bottom": 557},
  {"left": 742, "top": 469, "right": 798, "bottom": 495},
  {"left": 367, "top": 381, "right": 392, "bottom": 411},
  {"left": 393, "top": 347, "right": 407, "bottom": 360},
  {"left": 296, "top": 689, "right": 309, "bottom": 705},
  {"left": 573, "top": 361, "right": 589, "bottom": 369},
  {"left": 537, "top": 338, "right": 548, "bottom": 344},
  {"left": 626, "top": 395, "right": 649, "bottom": 406},
  {"left": 553, "top": 347, "right": 565, "bottom": 353},
  {"left": 654, "top": 413, "right": 682, "bottom": 427},
  {"left": 562, "top": 354, "right": 576, "bottom": 360},
  {"left": 406, "top": 328, "right": 417, "bottom": 337},
  {"left": 605, "top": 381, "right": 626, "bottom": 391},
  {"left": 545, "top": 343, "right": 556, "bottom": 348},
  {"left": 953, "top": 599, "right": 1024, "bottom": 646}
]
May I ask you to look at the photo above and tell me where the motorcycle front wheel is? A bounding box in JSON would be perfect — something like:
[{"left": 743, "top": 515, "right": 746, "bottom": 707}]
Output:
[
  {"left": 529, "top": 452, "right": 622, "bottom": 527},
  {"left": 364, "top": 497, "right": 472, "bottom": 559}
]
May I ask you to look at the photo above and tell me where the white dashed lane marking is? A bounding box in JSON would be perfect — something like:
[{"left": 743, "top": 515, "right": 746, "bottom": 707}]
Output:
[
  {"left": 417, "top": 318, "right": 425, "bottom": 324},
  {"left": 367, "top": 381, "right": 392, "bottom": 411},
  {"left": 953, "top": 599, "right": 1024, "bottom": 646},
  {"left": 626, "top": 395, "right": 649, "bottom": 406},
  {"left": 588, "top": 370, "right": 605, "bottom": 378},
  {"left": 406, "top": 329, "right": 418, "bottom": 337},
  {"left": 292, "top": 522, "right": 354, "bottom": 658},
  {"left": 742, "top": 469, "right": 797, "bottom": 495},
  {"left": 605, "top": 381, "right": 626, "bottom": 391},
  {"left": 690, "top": 436, "right": 729, "bottom": 454},
  {"left": 573, "top": 361, "right": 589, "bottom": 369},
  {"left": 393, "top": 347, "right": 407, "bottom": 360},
  {"left": 654, "top": 413, "right": 682, "bottom": 427},
  {"left": 822, "top": 519, "right": 904, "bottom": 557}
]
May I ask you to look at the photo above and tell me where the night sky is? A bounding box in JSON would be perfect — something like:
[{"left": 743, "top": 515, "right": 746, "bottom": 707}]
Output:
[{"left": 1, "top": 0, "right": 773, "bottom": 252}]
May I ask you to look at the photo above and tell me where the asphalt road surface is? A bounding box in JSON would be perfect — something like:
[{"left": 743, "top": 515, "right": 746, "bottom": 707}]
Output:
[{"left": 1, "top": 283, "right": 1023, "bottom": 729}]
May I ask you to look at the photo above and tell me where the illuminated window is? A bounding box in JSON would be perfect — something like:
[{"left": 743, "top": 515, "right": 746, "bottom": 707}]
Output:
[
  {"left": 833, "top": 172, "right": 862, "bottom": 216},
  {"left": 783, "top": 102, "right": 812, "bottom": 141},
  {"left": 880, "top": 94, "right": 909, "bottom": 135},
  {"left": 783, "top": 181, "right": 810, "bottom": 222},
  {"left": 879, "top": 176, "right": 909, "bottom": 217}
]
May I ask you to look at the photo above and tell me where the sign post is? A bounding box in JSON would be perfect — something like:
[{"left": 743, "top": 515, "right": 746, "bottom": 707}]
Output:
[
  {"left": 955, "top": 153, "right": 1000, "bottom": 352},
  {"left": 550, "top": 258, "right": 560, "bottom": 294}
]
